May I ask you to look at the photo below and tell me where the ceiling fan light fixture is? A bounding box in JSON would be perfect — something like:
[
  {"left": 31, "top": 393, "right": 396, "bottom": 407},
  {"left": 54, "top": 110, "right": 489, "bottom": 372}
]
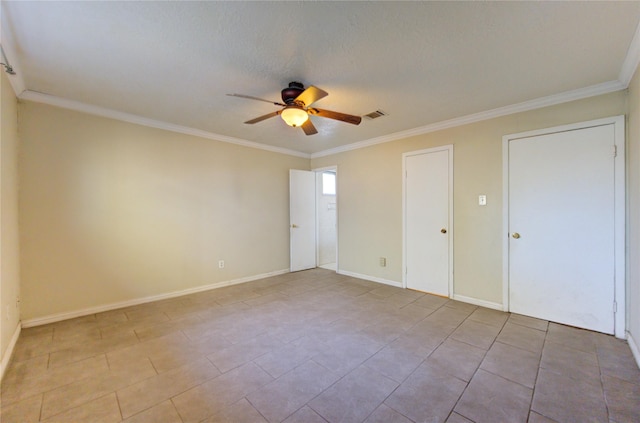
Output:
[
  {"left": 232, "top": 83, "right": 360, "bottom": 135},
  {"left": 280, "top": 105, "right": 308, "bottom": 127}
]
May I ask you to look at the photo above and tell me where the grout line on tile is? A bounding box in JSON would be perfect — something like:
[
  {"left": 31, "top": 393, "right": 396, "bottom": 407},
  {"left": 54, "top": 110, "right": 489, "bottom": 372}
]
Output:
[
  {"left": 594, "top": 338, "right": 614, "bottom": 422},
  {"left": 528, "top": 327, "right": 551, "bottom": 418},
  {"left": 147, "top": 356, "right": 160, "bottom": 375},
  {"left": 38, "top": 392, "right": 45, "bottom": 422},
  {"left": 169, "top": 398, "right": 187, "bottom": 423},
  {"left": 244, "top": 395, "right": 274, "bottom": 422},
  {"left": 115, "top": 390, "right": 124, "bottom": 421}
]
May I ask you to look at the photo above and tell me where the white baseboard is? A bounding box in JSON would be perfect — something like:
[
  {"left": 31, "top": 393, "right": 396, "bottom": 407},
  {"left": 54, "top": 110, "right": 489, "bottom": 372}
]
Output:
[
  {"left": 337, "top": 270, "right": 403, "bottom": 288},
  {"left": 452, "top": 294, "right": 503, "bottom": 311},
  {"left": 0, "top": 322, "right": 22, "bottom": 382},
  {"left": 21, "top": 269, "right": 289, "bottom": 328},
  {"left": 334, "top": 270, "right": 506, "bottom": 311},
  {"left": 318, "top": 263, "right": 336, "bottom": 271},
  {"left": 628, "top": 332, "right": 640, "bottom": 369}
]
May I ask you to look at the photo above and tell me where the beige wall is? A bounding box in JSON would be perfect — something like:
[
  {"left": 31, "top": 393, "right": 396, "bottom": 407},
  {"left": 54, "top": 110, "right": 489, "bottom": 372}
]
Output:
[
  {"left": 312, "top": 91, "right": 628, "bottom": 306},
  {"left": 19, "top": 102, "right": 309, "bottom": 321},
  {"left": 628, "top": 66, "right": 640, "bottom": 350},
  {"left": 1, "top": 71, "right": 21, "bottom": 362},
  {"left": 13, "top": 81, "right": 640, "bottom": 342}
]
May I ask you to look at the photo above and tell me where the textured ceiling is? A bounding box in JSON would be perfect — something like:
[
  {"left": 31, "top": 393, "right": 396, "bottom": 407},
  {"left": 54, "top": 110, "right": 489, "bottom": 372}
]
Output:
[{"left": 2, "top": 1, "right": 640, "bottom": 155}]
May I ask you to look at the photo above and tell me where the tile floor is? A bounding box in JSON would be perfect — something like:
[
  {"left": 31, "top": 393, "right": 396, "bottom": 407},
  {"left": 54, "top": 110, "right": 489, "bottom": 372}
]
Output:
[{"left": 1, "top": 268, "right": 639, "bottom": 422}]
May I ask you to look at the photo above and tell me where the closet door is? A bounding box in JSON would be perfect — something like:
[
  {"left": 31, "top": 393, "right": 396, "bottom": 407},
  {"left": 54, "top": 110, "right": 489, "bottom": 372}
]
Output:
[
  {"left": 404, "top": 146, "right": 452, "bottom": 296},
  {"left": 507, "top": 124, "right": 616, "bottom": 334}
]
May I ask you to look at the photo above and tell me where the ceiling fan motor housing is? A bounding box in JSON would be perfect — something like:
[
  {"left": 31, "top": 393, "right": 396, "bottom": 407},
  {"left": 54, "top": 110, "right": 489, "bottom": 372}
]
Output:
[{"left": 281, "top": 81, "right": 305, "bottom": 104}]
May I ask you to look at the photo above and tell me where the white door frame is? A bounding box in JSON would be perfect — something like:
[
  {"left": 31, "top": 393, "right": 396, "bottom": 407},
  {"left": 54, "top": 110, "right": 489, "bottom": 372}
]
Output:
[
  {"left": 502, "top": 116, "right": 626, "bottom": 338},
  {"left": 313, "top": 165, "right": 339, "bottom": 272},
  {"left": 402, "top": 145, "right": 454, "bottom": 295}
]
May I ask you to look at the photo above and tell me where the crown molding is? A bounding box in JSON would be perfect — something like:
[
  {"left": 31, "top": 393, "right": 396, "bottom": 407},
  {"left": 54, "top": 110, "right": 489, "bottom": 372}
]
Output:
[
  {"left": 20, "top": 76, "right": 627, "bottom": 162},
  {"left": 18, "top": 90, "right": 311, "bottom": 159},
  {"left": 19, "top": 77, "right": 627, "bottom": 163},
  {"left": 619, "top": 20, "right": 640, "bottom": 87},
  {"left": 310, "top": 80, "right": 626, "bottom": 159}
]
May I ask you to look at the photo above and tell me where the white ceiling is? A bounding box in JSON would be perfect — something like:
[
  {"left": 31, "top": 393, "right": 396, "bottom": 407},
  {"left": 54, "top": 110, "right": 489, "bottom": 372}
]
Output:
[{"left": 2, "top": 1, "right": 640, "bottom": 156}]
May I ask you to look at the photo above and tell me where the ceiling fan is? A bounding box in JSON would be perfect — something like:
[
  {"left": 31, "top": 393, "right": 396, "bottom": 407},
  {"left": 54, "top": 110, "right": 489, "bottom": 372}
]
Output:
[{"left": 227, "top": 81, "right": 362, "bottom": 135}]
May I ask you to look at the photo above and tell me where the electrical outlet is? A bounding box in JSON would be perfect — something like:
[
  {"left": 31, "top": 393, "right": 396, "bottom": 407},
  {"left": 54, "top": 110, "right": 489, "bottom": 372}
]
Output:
[
  {"left": 218, "top": 260, "right": 225, "bottom": 269},
  {"left": 379, "top": 257, "right": 387, "bottom": 267}
]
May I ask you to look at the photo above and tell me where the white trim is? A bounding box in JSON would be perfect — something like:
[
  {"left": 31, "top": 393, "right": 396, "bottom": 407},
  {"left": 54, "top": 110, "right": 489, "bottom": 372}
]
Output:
[
  {"left": 612, "top": 116, "right": 627, "bottom": 339},
  {"left": 311, "top": 81, "right": 625, "bottom": 159},
  {"left": 619, "top": 20, "right": 640, "bottom": 86},
  {"left": 337, "top": 269, "right": 402, "bottom": 288},
  {"left": 628, "top": 333, "right": 640, "bottom": 369},
  {"left": 452, "top": 295, "right": 503, "bottom": 311},
  {"left": 402, "top": 145, "right": 454, "bottom": 298},
  {"left": 0, "top": 323, "right": 21, "bottom": 383},
  {"left": 21, "top": 269, "right": 289, "bottom": 328},
  {"left": 312, "top": 165, "right": 339, "bottom": 173},
  {"left": 18, "top": 91, "right": 310, "bottom": 159},
  {"left": 502, "top": 133, "right": 511, "bottom": 312},
  {"left": 502, "top": 116, "right": 626, "bottom": 338},
  {"left": 318, "top": 263, "right": 336, "bottom": 271}
]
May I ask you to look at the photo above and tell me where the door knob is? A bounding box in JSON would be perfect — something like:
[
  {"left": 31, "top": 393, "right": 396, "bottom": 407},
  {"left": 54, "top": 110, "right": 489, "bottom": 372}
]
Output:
[
  {"left": 512, "top": 232, "right": 520, "bottom": 239},
  {"left": 291, "top": 224, "right": 299, "bottom": 228},
  {"left": 441, "top": 228, "right": 447, "bottom": 234}
]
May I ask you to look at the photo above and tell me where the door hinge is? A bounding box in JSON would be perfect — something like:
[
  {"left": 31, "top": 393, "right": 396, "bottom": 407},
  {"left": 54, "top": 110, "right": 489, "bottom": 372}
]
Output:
[
  {"left": 613, "top": 301, "right": 617, "bottom": 313},
  {"left": 612, "top": 145, "right": 617, "bottom": 158}
]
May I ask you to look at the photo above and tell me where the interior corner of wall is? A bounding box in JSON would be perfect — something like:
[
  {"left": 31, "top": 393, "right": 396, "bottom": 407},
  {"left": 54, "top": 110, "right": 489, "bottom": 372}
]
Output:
[
  {"left": 627, "top": 331, "right": 640, "bottom": 368},
  {"left": 0, "top": 322, "right": 21, "bottom": 383}
]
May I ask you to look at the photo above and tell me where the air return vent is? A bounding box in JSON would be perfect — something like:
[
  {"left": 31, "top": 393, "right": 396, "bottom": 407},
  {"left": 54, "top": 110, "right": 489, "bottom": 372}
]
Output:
[{"left": 363, "top": 110, "right": 387, "bottom": 120}]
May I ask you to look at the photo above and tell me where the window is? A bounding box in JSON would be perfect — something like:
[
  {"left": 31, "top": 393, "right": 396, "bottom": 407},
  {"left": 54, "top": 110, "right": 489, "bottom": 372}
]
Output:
[{"left": 322, "top": 172, "right": 336, "bottom": 195}]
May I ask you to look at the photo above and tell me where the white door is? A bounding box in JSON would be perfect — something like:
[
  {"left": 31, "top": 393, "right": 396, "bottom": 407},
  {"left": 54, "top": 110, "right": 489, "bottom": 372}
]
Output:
[
  {"left": 404, "top": 147, "right": 452, "bottom": 296},
  {"left": 290, "top": 169, "right": 316, "bottom": 272},
  {"left": 507, "top": 124, "right": 617, "bottom": 334},
  {"left": 316, "top": 169, "right": 337, "bottom": 270}
]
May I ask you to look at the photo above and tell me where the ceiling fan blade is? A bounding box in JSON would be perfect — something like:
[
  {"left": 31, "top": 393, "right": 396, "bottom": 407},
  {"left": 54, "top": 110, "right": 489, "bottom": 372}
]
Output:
[
  {"left": 244, "top": 111, "right": 280, "bottom": 124},
  {"left": 309, "top": 108, "right": 362, "bottom": 125},
  {"left": 295, "top": 86, "right": 328, "bottom": 107},
  {"left": 301, "top": 119, "right": 318, "bottom": 136},
  {"left": 227, "top": 93, "right": 286, "bottom": 107}
]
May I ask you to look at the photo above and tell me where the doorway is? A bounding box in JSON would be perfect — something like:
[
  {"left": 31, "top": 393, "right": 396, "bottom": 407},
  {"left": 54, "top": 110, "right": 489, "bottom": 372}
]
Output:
[
  {"left": 503, "top": 116, "right": 625, "bottom": 337},
  {"left": 289, "top": 167, "right": 338, "bottom": 273},
  {"left": 316, "top": 168, "right": 337, "bottom": 270}
]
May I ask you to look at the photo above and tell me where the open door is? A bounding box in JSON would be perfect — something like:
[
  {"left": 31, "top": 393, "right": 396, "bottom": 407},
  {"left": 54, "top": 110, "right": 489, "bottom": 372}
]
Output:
[{"left": 290, "top": 169, "right": 316, "bottom": 272}]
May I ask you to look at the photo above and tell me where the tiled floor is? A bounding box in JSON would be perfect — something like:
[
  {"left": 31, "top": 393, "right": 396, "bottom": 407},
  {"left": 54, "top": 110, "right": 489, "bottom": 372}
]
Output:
[{"left": 1, "top": 268, "right": 639, "bottom": 423}]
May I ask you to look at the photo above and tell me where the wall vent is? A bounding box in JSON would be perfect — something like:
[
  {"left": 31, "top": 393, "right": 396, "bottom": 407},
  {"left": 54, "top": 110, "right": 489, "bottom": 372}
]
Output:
[{"left": 363, "top": 110, "right": 387, "bottom": 120}]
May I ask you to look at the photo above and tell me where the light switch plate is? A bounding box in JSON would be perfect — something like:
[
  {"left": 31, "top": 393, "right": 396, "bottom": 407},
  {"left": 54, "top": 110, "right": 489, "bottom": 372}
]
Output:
[{"left": 479, "top": 195, "right": 487, "bottom": 206}]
